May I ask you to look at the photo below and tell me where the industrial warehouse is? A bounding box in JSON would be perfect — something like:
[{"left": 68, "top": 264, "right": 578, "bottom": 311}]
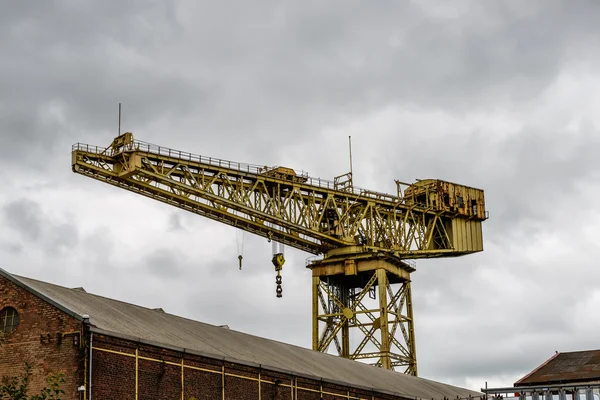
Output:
[{"left": 0, "top": 268, "right": 481, "bottom": 400}]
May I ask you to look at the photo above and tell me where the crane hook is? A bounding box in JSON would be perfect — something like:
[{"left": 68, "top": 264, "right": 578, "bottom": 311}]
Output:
[
  {"left": 272, "top": 253, "right": 285, "bottom": 298},
  {"left": 238, "top": 254, "right": 243, "bottom": 270}
]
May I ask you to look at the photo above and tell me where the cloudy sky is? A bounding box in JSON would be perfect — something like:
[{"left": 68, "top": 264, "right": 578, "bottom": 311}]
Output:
[{"left": 3, "top": 0, "right": 600, "bottom": 391}]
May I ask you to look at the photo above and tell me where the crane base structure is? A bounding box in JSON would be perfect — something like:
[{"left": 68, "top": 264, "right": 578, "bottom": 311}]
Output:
[
  {"left": 309, "top": 248, "right": 417, "bottom": 375},
  {"left": 71, "top": 132, "right": 487, "bottom": 377}
]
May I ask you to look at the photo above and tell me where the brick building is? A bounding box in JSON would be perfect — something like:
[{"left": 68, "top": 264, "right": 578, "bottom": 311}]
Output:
[
  {"left": 514, "top": 350, "right": 600, "bottom": 388},
  {"left": 0, "top": 268, "right": 481, "bottom": 400},
  {"left": 482, "top": 351, "right": 600, "bottom": 400}
]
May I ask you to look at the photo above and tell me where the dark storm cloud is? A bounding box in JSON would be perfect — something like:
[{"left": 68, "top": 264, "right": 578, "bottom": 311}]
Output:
[
  {"left": 5, "top": 1, "right": 600, "bottom": 167},
  {"left": 179, "top": 0, "right": 600, "bottom": 142},
  {"left": 0, "top": 0, "right": 199, "bottom": 164}
]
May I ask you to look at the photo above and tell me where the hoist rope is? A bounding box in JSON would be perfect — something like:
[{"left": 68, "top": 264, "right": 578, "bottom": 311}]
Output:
[{"left": 236, "top": 229, "right": 244, "bottom": 256}]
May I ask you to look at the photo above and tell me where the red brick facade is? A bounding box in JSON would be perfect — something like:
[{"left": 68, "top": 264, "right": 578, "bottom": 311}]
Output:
[
  {"left": 1, "top": 275, "right": 409, "bottom": 400},
  {"left": 89, "top": 334, "right": 404, "bottom": 400},
  {"left": 0, "top": 275, "right": 83, "bottom": 399}
]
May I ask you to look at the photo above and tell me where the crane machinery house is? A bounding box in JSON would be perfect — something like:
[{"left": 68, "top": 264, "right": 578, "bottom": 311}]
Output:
[{"left": 0, "top": 268, "right": 484, "bottom": 400}]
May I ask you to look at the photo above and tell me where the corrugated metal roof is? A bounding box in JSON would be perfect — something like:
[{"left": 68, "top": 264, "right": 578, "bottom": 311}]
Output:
[
  {"left": 516, "top": 351, "right": 600, "bottom": 386},
  {"left": 2, "top": 269, "right": 481, "bottom": 400}
]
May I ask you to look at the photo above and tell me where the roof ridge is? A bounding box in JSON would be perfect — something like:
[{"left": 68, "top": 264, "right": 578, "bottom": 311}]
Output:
[
  {"left": 556, "top": 349, "right": 600, "bottom": 355},
  {"left": 11, "top": 274, "right": 240, "bottom": 331},
  {"left": 515, "top": 352, "right": 561, "bottom": 385},
  {"left": 13, "top": 273, "right": 170, "bottom": 315}
]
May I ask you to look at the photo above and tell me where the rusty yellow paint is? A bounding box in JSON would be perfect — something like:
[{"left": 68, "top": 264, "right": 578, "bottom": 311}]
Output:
[
  {"left": 403, "top": 179, "right": 487, "bottom": 221},
  {"left": 71, "top": 133, "right": 487, "bottom": 376},
  {"left": 71, "top": 135, "right": 487, "bottom": 259},
  {"left": 450, "top": 219, "right": 484, "bottom": 252},
  {"left": 310, "top": 258, "right": 412, "bottom": 281},
  {"left": 309, "top": 253, "right": 418, "bottom": 375}
]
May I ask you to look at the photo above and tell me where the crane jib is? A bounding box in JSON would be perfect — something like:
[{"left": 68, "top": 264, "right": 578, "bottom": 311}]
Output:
[{"left": 71, "top": 137, "right": 486, "bottom": 258}]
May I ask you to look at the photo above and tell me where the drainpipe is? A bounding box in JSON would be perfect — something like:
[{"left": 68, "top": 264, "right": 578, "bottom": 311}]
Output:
[{"left": 89, "top": 330, "right": 93, "bottom": 400}]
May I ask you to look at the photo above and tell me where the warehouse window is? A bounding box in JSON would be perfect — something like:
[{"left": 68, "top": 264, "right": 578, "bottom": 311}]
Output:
[{"left": 0, "top": 307, "right": 19, "bottom": 334}]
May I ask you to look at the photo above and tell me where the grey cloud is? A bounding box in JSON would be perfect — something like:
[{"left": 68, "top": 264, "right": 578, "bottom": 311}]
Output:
[
  {"left": 47, "top": 223, "right": 79, "bottom": 255},
  {"left": 78, "top": 226, "right": 115, "bottom": 274},
  {"left": 0, "top": 242, "right": 23, "bottom": 255},
  {"left": 6, "top": 0, "right": 600, "bottom": 170},
  {"left": 145, "top": 249, "right": 184, "bottom": 279},
  {"left": 3, "top": 199, "right": 43, "bottom": 241},
  {"left": 411, "top": 228, "right": 600, "bottom": 381},
  {"left": 2, "top": 198, "right": 80, "bottom": 255},
  {"left": 0, "top": 0, "right": 199, "bottom": 166},
  {"left": 377, "top": 115, "right": 600, "bottom": 243}
]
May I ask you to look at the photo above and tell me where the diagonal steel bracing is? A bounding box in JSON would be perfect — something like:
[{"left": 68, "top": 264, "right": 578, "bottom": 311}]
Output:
[{"left": 310, "top": 254, "right": 418, "bottom": 375}]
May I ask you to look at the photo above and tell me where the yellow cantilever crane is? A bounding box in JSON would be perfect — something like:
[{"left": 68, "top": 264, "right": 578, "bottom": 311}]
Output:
[{"left": 71, "top": 132, "right": 487, "bottom": 375}]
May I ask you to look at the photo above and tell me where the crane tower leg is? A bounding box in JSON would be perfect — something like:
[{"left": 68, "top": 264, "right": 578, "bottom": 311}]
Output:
[
  {"left": 377, "top": 268, "right": 391, "bottom": 370},
  {"left": 308, "top": 249, "right": 418, "bottom": 375}
]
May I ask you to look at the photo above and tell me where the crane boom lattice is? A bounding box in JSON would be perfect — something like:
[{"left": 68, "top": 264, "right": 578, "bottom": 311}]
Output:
[{"left": 71, "top": 132, "right": 487, "bottom": 375}]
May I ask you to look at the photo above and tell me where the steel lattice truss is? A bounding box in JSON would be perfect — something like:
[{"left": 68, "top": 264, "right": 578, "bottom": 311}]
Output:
[
  {"left": 314, "top": 270, "right": 417, "bottom": 374},
  {"left": 71, "top": 134, "right": 486, "bottom": 376},
  {"left": 72, "top": 140, "right": 474, "bottom": 259}
]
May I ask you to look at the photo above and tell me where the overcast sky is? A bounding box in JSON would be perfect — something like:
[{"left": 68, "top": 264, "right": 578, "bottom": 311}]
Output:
[{"left": 2, "top": 0, "right": 600, "bottom": 391}]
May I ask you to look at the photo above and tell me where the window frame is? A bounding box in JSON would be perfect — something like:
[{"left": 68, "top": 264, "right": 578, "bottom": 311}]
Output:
[{"left": 0, "top": 306, "right": 20, "bottom": 335}]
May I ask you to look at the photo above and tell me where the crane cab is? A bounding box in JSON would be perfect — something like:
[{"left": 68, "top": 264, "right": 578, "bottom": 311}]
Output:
[
  {"left": 403, "top": 179, "right": 486, "bottom": 221},
  {"left": 404, "top": 179, "right": 486, "bottom": 253}
]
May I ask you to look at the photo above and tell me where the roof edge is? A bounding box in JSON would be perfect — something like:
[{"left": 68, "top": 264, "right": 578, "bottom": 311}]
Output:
[
  {"left": 515, "top": 352, "right": 561, "bottom": 386},
  {"left": 0, "top": 267, "right": 83, "bottom": 322},
  {"left": 89, "top": 326, "right": 436, "bottom": 400}
]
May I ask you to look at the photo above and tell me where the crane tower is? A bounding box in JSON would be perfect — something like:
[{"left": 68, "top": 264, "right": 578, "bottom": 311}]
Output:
[{"left": 71, "top": 132, "right": 487, "bottom": 375}]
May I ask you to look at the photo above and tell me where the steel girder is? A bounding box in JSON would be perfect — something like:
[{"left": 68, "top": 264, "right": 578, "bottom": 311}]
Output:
[
  {"left": 310, "top": 254, "right": 417, "bottom": 375},
  {"left": 71, "top": 140, "right": 478, "bottom": 259}
]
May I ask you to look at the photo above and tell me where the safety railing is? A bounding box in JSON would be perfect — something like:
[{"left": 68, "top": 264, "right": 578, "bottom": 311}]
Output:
[
  {"left": 482, "top": 383, "right": 600, "bottom": 400},
  {"left": 72, "top": 140, "right": 403, "bottom": 204}
]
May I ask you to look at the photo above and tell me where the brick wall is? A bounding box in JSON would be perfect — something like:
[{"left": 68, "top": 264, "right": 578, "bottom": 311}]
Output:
[
  {"left": 0, "top": 275, "right": 83, "bottom": 399},
  {"left": 91, "top": 334, "right": 406, "bottom": 400},
  {"left": 0, "top": 275, "right": 411, "bottom": 400}
]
